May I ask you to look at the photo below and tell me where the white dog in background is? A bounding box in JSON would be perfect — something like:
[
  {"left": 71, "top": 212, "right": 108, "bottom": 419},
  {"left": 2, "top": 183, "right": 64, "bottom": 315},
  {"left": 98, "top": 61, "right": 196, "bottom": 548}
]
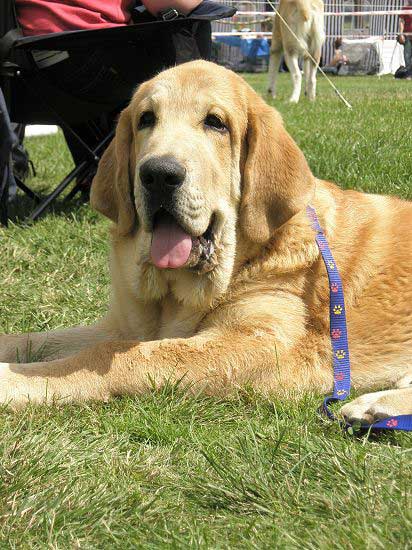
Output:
[{"left": 268, "top": 0, "right": 325, "bottom": 103}]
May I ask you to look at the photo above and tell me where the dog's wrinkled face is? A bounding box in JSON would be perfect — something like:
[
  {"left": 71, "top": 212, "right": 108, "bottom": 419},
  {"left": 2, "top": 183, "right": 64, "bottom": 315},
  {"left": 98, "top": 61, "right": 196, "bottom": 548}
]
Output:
[
  {"left": 131, "top": 65, "right": 245, "bottom": 275},
  {"left": 91, "top": 61, "right": 314, "bottom": 307}
]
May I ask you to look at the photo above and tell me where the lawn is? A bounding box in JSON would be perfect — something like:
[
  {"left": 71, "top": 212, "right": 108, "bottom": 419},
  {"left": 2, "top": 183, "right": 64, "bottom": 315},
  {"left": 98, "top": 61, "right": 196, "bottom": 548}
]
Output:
[{"left": 0, "top": 73, "right": 411, "bottom": 548}]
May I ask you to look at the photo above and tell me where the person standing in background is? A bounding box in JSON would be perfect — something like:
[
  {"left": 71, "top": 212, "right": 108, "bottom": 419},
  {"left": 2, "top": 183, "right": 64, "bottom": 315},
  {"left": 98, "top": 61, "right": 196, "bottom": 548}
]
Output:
[{"left": 399, "top": 0, "right": 412, "bottom": 79}]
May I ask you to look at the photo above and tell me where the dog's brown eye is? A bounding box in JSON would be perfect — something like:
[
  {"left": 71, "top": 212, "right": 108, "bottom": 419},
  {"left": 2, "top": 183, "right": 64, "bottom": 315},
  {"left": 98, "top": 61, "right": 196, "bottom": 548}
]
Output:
[
  {"left": 138, "top": 111, "right": 156, "bottom": 130},
  {"left": 204, "top": 114, "right": 227, "bottom": 132}
]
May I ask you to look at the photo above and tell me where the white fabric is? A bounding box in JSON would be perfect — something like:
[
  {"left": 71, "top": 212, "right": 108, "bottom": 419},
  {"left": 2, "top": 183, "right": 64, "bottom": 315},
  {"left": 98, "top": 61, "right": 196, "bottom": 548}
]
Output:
[
  {"left": 341, "top": 37, "right": 405, "bottom": 75},
  {"left": 379, "top": 40, "right": 405, "bottom": 74},
  {"left": 26, "top": 125, "right": 58, "bottom": 137}
]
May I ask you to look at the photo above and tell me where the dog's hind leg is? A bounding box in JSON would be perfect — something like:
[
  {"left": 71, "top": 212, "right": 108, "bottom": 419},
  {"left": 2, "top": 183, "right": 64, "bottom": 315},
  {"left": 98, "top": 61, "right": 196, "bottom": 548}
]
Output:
[
  {"left": 268, "top": 49, "right": 283, "bottom": 99},
  {"left": 268, "top": 15, "right": 283, "bottom": 99},
  {"left": 284, "top": 51, "right": 302, "bottom": 103},
  {"left": 304, "top": 57, "right": 318, "bottom": 101},
  {"left": 306, "top": 14, "right": 324, "bottom": 101},
  {"left": 304, "top": 57, "right": 311, "bottom": 98},
  {"left": 341, "top": 370, "right": 412, "bottom": 424},
  {"left": 341, "top": 387, "right": 412, "bottom": 424}
]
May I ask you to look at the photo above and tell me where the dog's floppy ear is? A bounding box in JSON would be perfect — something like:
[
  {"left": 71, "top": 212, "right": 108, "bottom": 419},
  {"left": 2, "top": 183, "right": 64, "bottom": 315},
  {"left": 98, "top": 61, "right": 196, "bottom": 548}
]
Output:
[
  {"left": 240, "top": 94, "right": 315, "bottom": 243},
  {"left": 90, "top": 108, "right": 136, "bottom": 235}
]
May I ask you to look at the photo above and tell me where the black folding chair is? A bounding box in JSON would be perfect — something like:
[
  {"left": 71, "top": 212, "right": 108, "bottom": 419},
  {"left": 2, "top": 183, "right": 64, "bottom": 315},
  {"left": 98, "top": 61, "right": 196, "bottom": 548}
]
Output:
[{"left": 0, "top": 1, "right": 235, "bottom": 226}]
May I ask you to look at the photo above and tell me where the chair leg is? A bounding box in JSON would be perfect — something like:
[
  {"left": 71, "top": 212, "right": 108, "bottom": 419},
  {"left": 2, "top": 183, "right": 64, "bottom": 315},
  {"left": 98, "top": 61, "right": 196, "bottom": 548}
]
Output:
[
  {"left": 64, "top": 182, "right": 85, "bottom": 203},
  {"left": 28, "top": 130, "right": 114, "bottom": 222},
  {"left": 15, "top": 177, "right": 41, "bottom": 203},
  {"left": 64, "top": 165, "right": 95, "bottom": 203},
  {"left": 0, "top": 201, "right": 8, "bottom": 227},
  {"left": 29, "top": 162, "right": 87, "bottom": 221},
  {"left": 63, "top": 183, "right": 82, "bottom": 203},
  {"left": 0, "top": 195, "right": 8, "bottom": 227},
  {"left": 0, "top": 170, "right": 9, "bottom": 227}
]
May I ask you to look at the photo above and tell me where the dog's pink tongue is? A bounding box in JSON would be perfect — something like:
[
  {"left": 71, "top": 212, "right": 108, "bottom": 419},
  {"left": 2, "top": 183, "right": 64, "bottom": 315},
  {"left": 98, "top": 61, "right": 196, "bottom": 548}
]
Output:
[{"left": 151, "top": 213, "right": 192, "bottom": 269}]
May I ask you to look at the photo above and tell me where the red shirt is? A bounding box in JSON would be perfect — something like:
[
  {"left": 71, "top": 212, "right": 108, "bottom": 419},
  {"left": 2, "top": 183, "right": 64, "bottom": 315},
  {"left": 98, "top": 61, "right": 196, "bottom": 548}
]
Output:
[
  {"left": 401, "top": 7, "right": 412, "bottom": 33},
  {"left": 16, "top": 0, "right": 133, "bottom": 36}
]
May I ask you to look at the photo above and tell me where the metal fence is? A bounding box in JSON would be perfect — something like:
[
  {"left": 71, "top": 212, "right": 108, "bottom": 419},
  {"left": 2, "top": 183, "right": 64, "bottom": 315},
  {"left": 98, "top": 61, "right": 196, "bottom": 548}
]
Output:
[{"left": 212, "top": 1, "right": 404, "bottom": 67}]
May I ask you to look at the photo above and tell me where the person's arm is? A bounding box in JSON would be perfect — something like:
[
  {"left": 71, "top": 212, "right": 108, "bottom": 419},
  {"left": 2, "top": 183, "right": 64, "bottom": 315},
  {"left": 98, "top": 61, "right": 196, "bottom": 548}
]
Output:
[
  {"left": 398, "top": 18, "right": 406, "bottom": 44},
  {"left": 330, "top": 49, "right": 347, "bottom": 67},
  {"left": 142, "top": 0, "right": 202, "bottom": 16},
  {"left": 330, "top": 51, "right": 339, "bottom": 66}
]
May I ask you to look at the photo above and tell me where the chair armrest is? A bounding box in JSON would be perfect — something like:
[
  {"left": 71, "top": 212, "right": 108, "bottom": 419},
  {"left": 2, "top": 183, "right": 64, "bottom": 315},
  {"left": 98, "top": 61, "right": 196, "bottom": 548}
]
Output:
[{"left": 11, "top": 3, "right": 236, "bottom": 53}]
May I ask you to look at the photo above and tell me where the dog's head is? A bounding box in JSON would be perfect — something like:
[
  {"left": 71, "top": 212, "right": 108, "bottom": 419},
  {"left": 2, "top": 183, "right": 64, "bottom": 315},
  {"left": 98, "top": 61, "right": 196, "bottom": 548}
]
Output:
[{"left": 91, "top": 61, "right": 314, "bottom": 305}]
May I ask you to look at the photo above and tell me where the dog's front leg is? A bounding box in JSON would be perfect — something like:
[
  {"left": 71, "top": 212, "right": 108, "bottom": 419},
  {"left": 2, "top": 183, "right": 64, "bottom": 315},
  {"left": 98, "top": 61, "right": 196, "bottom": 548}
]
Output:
[
  {"left": 0, "top": 318, "right": 120, "bottom": 363},
  {"left": 0, "top": 330, "right": 330, "bottom": 408}
]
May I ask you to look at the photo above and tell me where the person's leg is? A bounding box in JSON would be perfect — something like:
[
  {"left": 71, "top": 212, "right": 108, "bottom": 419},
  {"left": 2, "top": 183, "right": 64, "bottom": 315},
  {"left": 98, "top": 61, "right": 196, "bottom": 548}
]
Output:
[
  {"left": 62, "top": 114, "right": 118, "bottom": 196},
  {"left": 40, "top": 50, "right": 127, "bottom": 181},
  {"left": 405, "top": 38, "right": 412, "bottom": 77}
]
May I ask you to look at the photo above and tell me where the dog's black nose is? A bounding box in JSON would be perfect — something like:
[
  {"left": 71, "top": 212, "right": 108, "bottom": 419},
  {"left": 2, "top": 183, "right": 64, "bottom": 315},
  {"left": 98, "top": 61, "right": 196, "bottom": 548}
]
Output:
[{"left": 140, "top": 156, "right": 186, "bottom": 191}]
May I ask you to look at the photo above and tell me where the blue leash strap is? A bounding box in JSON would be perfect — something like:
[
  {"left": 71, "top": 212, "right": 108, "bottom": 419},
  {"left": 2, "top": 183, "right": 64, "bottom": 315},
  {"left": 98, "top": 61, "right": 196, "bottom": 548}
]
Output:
[{"left": 306, "top": 205, "right": 412, "bottom": 433}]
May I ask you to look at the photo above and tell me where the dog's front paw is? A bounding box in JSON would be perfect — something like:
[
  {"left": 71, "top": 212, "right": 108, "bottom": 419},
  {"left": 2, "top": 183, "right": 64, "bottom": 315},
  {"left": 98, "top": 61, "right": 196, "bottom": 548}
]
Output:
[
  {"left": 0, "top": 362, "right": 27, "bottom": 408},
  {"left": 396, "top": 374, "right": 412, "bottom": 388},
  {"left": 340, "top": 389, "right": 409, "bottom": 424},
  {"left": 0, "top": 362, "right": 51, "bottom": 409}
]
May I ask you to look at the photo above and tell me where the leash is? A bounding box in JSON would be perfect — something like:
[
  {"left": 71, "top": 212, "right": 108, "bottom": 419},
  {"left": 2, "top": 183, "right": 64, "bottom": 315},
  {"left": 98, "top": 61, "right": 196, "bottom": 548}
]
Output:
[{"left": 306, "top": 205, "right": 412, "bottom": 433}]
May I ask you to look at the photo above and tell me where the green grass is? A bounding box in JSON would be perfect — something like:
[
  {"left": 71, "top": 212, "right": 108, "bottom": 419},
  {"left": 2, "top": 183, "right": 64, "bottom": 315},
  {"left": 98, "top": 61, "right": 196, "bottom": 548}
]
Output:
[{"left": 0, "top": 73, "right": 411, "bottom": 548}]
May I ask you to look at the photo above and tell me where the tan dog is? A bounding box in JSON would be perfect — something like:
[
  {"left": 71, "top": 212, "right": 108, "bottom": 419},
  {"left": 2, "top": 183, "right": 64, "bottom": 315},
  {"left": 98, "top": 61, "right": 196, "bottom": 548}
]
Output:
[
  {"left": 0, "top": 61, "right": 411, "bottom": 425},
  {"left": 268, "top": 0, "right": 325, "bottom": 103}
]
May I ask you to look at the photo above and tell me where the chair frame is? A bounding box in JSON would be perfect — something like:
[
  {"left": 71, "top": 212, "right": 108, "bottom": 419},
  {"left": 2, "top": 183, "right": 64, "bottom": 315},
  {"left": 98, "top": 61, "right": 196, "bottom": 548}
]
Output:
[{"left": 0, "top": 2, "right": 235, "bottom": 226}]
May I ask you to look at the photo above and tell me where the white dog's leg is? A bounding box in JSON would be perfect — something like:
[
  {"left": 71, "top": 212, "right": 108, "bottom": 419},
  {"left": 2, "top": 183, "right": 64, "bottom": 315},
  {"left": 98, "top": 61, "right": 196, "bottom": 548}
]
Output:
[
  {"left": 268, "top": 50, "right": 282, "bottom": 99},
  {"left": 303, "top": 57, "right": 311, "bottom": 97},
  {"left": 306, "top": 59, "right": 317, "bottom": 101},
  {"left": 284, "top": 52, "right": 302, "bottom": 103}
]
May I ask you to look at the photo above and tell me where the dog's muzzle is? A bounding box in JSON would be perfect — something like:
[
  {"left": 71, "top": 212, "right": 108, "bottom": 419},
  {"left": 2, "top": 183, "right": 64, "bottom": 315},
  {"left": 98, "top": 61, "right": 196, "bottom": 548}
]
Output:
[
  {"left": 140, "top": 155, "right": 186, "bottom": 219},
  {"left": 139, "top": 156, "right": 216, "bottom": 273}
]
